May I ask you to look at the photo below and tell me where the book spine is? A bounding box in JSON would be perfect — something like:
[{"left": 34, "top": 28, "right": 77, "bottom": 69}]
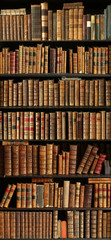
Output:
[
  {"left": 16, "top": 183, "right": 21, "bottom": 208},
  {"left": 4, "top": 184, "right": 16, "bottom": 208},
  {"left": 41, "top": 2, "right": 48, "bottom": 40}
]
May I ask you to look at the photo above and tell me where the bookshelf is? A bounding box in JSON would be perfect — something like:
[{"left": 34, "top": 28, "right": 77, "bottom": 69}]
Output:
[{"left": 0, "top": 0, "right": 111, "bottom": 239}]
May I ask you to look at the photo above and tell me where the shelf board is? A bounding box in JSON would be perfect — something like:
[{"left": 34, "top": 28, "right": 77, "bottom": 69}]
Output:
[
  {"left": 0, "top": 207, "right": 111, "bottom": 211},
  {"left": 0, "top": 106, "right": 111, "bottom": 111},
  {"left": 0, "top": 73, "right": 110, "bottom": 78},
  {"left": 0, "top": 40, "right": 111, "bottom": 43},
  {"left": 1, "top": 139, "right": 111, "bottom": 143},
  {"left": 0, "top": 174, "right": 110, "bottom": 178}
]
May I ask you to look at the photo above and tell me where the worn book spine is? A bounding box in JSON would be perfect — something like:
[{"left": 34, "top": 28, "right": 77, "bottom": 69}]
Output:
[
  {"left": 19, "top": 145, "right": 26, "bottom": 175},
  {"left": 67, "top": 211, "right": 74, "bottom": 238},
  {"left": 31, "top": 5, "right": 40, "bottom": 40},
  {"left": 53, "top": 210, "right": 58, "bottom": 238},
  {"left": 41, "top": 2, "right": 48, "bottom": 40},
  {"left": 91, "top": 210, "right": 97, "bottom": 238},
  {"left": 4, "top": 184, "right": 16, "bottom": 208},
  {"left": 4, "top": 145, "right": 12, "bottom": 176},
  {"left": 21, "top": 183, "right": 26, "bottom": 208},
  {"left": 77, "top": 145, "right": 93, "bottom": 174},
  {"left": 78, "top": 8, "right": 84, "bottom": 40},
  {"left": 16, "top": 183, "right": 21, "bottom": 208},
  {"left": 85, "top": 210, "right": 90, "bottom": 238},
  {"left": 26, "top": 145, "right": 32, "bottom": 175},
  {"left": 12, "top": 145, "right": 19, "bottom": 176},
  {"left": 26, "top": 183, "right": 32, "bottom": 208},
  {"left": 0, "top": 184, "right": 12, "bottom": 207}
]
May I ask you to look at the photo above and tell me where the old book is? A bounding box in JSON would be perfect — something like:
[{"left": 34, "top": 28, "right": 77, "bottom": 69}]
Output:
[
  {"left": 97, "top": 210, "right": 102, "bottom": 238},
  {"left": 74, "top": 211, "right": 80, "bottom": 238},
  {"left": 0, "top": 184, "right": 12, "bottom": 207},
  {"left": 19, "top": 145, "right": 26, "bottom": 175},
  {"left": 21, "top": 183, "right": 26, "bottom": 208},
  {"left": 46, "top": 144, "right": 53, "bottom": 175},
  {"left": 78, "top": 8, "right": 84, "bottom": 40},
  {"left": 67, "top": 211, "right": 74, "bottom": 238},
  {"left": 69, "top": 184, "right": 75, "bottom": 208},
  {"left": 77, "top": 112, "right": 82, "bottom": 139},
  {"left": 79, "top": 185, "right": 85, "bottom": 208},
  {"left": 83, "top": 146, "right": 98, "bottom": 174},
  {"left": 84, "top": 184, "right": 93, "bottom": 207},
  {"left": 4, "top": 212, "right": 10, "bottom": 239},
  {"left": 75, "top": 182, "right": 81, "bottom": 207},
  {"left": 10, "top": 212, "right": 16, "bottom": 239},
  {"left": 16, "top": 183, "right": 21, "bottom": 208},
  {"left": 37, "top": 184, "right": 44, "bottom": 208},
  {"left": 77, "top": 145, "right": 93, "bottom": 174},
  {"left": 26, "top": 145, "right": 32, "bottom": 175},
  {"left": 12, "top": 145, "right": 19, "bottom": 176},
  {"left": 63, "top": 181, "right": 70, "bottom": 208},
  {"left": 53, "top": 210, "right": 58, "bottom": 239},
  {"left": 87, "top": 14, "right": 91, "bottom": 40},
  {"left": 85, "top": 210, "right": 90, "bottom": 238},
  {"left": 32, "top": 145, "right": 38, "bottom": 175},
  {"left": 41, "top": 2, "right": 48, "bottom": 40},
  {"left": 57, "top": 10, "right": 62, "bottom": 40},
  {"left": 31, "top": 5, "right": 40, "bottom": 40},
  {"left": 91, "top": 210, "right": 97, "bottom": 238},
  {"left": 4, "top": 184, "right": 16, "bottom": 208},
  {"left": 26, "top": 183, "right": 32, "bottom": 208},
  {"left": 4, "top": 145, "right": 12, "bottom": 176}
]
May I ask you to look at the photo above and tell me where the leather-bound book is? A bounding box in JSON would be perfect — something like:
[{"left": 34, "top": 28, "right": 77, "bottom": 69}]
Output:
[
  {"left": 89, "top": 47, "right": 93, "bottom": 74},
  {"left": 69, "top": 9, "right": 74, "bottom": 40},
  {"left": 29, "top": 47, "right": 33, "bottom": 74},
  {"left": 77, "top": 46, "right": 83, "bottom": 73},
  {"left": 103, "top": 212, "right": 107, "bottom": 238},
  {"left": 101, "top": 47, "right": 105, "bottom": 74},
  {"left": 75, "top": 182, "right": 81, "bottom": 207},
  {"left": 8, "top": 112, "right": 12, "bottom": 140},
  {"left": 4, "top": 212, "right": 10, "bottom": 239},
  {"left": 69, "top": 145, "right": 77, "bottom": 174},
  {"left": 0, "top": 184, "right": 11, "bottom": 207},
  {"left": 77, "top": 144, "right": 93, "bottom": 174},
  {"left": 29, "top": 112, "right": 34, "bottom": 140},
  {"left": 85, "top": 210, "right": 90, "bottom": 238},
  {"left": 12, "top": 145, "right": 19, "bottom": 176},
  {"left": 49, "top": 80, "right": 54, "bottom": 106},
  {"left": 53, "top": 210, "right": 58, "bottom": 238},
  {"left": 26, "top": 183, "right": 32, "bottom": 208},
  {"left": 106, "top": 212, "right": 111, "bottom": 238},
  {"left": 0, "top": 212, "right": 4, "bottom": 239},
  {"left": 4, "top": 112, "right": 8, "bottom": 140},
  {"left": 44, "top": 80, "right": 48, "bottom": 106},
  {"left": 101, "top": 111, "right": 106, "bottom": 140},
  {"left": 0, "top": 16, "right": 2, "bottom": 40},
  {"left": 57, "top": 10, "right": 62, "bottom": 40},
  {"left": 39, "top": 145, "right": 46, "bottom": 175},
  {"left": 24, "top": 212, "right": 28, "bottom": 239},
  {"left": 90, "top": 112, "right": 96, "bottom": 139},
  {"left": 44, "top": 45, "right": 48, "bottom": 74},
  {"left": 74, "top": 210, "right": 80, "bottom": 238},
  {"left": 44, "top": 182, "right": 49, "bottom": 207},
  {"left": 50, "top": 112, "right": 56, "bottom": 140},
  {"left": 97, "top": 47, "right": 102, "bottom": 74},
  {"left": 24, "top": 112, "right": 29, "bottom": 140},
  {"left": 59, "top": 80, "right": 65, "bottom": 106},
  {"left": 69, "top": 80, "right": 74, "bottom": 106},
  {"left": 41, "top": 112, "right": 45, "bottom": 140},
  {"left": 4, "top": 184, "right": 16, "bottom": 208},
  {"left": 10, "top": 51, "right": 15, "bottom": 74},
  {"left": 0, "top": 111, "right": 3, "bottom": 140},
  {"left": 90, "top": 155, "right": 99, "bottom": 174},
  {"left": 10, "top": 212, "right": 16, "bottom": 239},
  {"left": 85, "top": 51, "right": 89, "bottom": 74},
  {"left": 78, "top": 8, "right": 84, "bottom": 40},
  {"left": 28, "top": 212, "right": 32, "bottom": 239},
  {"left": 16, "top": 183, "right": 21, "bottom": 208},
  {"left": 84, "top": 184, "right": 93, "bottom": 207},
  {"left": 35, "top": 212, "right": 39, "bottom": 239},
  {"left": 53, "top": 12, "right": 57, "bottom": 40},
  {"left": 21, "top": 183, "right": 26, "bottom": 208},
  {"left": 50, "top": 48, "right": 56, "bottom": 73},
  {"left": 53, "top": 145, "right": 59, "bottom": 174},
  {"left": 96, "top": 112, "right": 101, "bottom": 140},
  {"left": 103, "top": 183, "right": 107, "bottom": 207},
  {"left": 16, "top": 16, "right": 20, "bottom": 40},
  {"left": 35, "top": 112, "right": 40, "bottom": 140},
  {"left": 83, "top": 146, "right": 98, "bottom": 174},
  {"left": 77, "top": 112, "right": 83, "bottom": 139},
  {"left": 91, "top": 210, "right": 97, "bottom": 238},
  {"left": 69, "top": 49, "right": 73, "bottom": 73},
  {"left": 91, "top": 15, "right": 95, "bottom": 40},
  {"left": 4, "top": 80, "right": 8, "bottom": 107},
  {"left": 20, "top": 112, "right": 24, "bottom": 140},
  {"left": 62, "top": 112, "right": 66, "bottom": 140},
  {"left": 107, "top": 184, "right": 111, "bottom": 208},
  {"left": 19, "top": 145, "right": 26, "bottom": 175},
  {"left": 64, "top": 10, "right": 69, "bottom": 40},
  {"left": 13, "top": 15, "right": 17, "bottom": 41},
  {"left": 87, "top": 14, "right": 91, "bottom": 40},
  {"left": 97, "top": 210, "right": 102, "bottom": 238},
  {"left": 100, "top": 15, "right": 104, "bottom": 40},
  {"left": 32, "top": 145, "right": 38, "bottom": 175},
  {"left": 63, "top": 180, "right": 70, "bottom": 208},
  {"left": 106, "top": 112, "right": 111, "bottom": 139},
  {"left": 83, "top": 15, "right": 87, "bottom": 40},
  {"left": 2, "top": 15, "right": 6, "bottom": 40},
  {"left": 24, "top": 15, "right": 28, "bottom": 41},
  {"left": 106, "top": 80, "right": 111, "bottom": 106},
  {"left": 46, "top": 144, "right": 53, "bottom": 175},
  {"left": 89, "top": 80, "right": 94, "bottom": 106},
  {"left": 27, "top": 14, "right": 31, "bottom": 40},
  {"left": 95, "top": 79, "right": 99, "bottom": 106},
  {"left": 56, "top": 111, "right": 62, "bottom": 140},
  {"left": 34, "top": 79, "right": 39, "bottom": 106},
  {"left": 49, "top": 183, "right": 54, "bottom": 207},
  {"left": 12, "top": 112, "right": 17, "bottom": 139},
  {"left": 16, "top": 112, "right": 20, "bottom": 140},
  {"left": 48, "top": 10, "right": 53, "bottom": 40},
  {"left": 4, "top": 145, "right": 12, "bottom": 176},
  {"left": 20, "top": 16, "right": 24, "bottom": 41},
  {"left": 21, "top": 212, "right": 25, "bottom": 239},
  {"left": 45, "top": 113, "right": 49, "bottom": 140},
  {"left": 42, "top": 212, "right": 46, "bottom": 238},
  {"left": 61, "top": 9, "right": 65, "bottom": 40},
  {"left": 96, "top": 15, "right": 100, "bottom": 40},
  {"left": 75, "top": 80, "right": 79, "bottom": 106},
  {"left": 0, "top": 81, "right": 4, "bottom": 107},
  {"left": 80, "top": 79, "right": 85, "bottom": 106},
  {"left": 68, "top": 112, "right": 73, "bottom": 140},
  {"left": 67, "top": 211, "right": 74, "bottom": 238},
  {"left": 18, "top": 82, "right": 23, "bottom": 107},
  {"left": 79, "top": 185, "right": 85, "bottom": 208},
  {"left": 0, "top": 146, "right": 3, "bottom": 176},
  {"left": 41, "top": 2, "right": 48, "bottom": 40},
  {"left": 83, "top": 112, "right": 89, "bottom": 139},
  {"left": 13, "top": 83, "right": 17, "bottom": 106},
  {"left": 95, "top": 154, "right": 106, "bottom": 174},
  {"left": 74, "top": 8, "right": 78, "bottom": 40},
  {"left": 28, "top": 79, "right": 34, "bottom": 107},
  {"left": 80, "top": 212, "right": 84, "bottom": 238},
  {"left": 26, "top": 145, "right": 32, "bottom": 175},
  {"left": 69, "top": 184, "right": 75, "bottom": 208},
  {"left": 32, "top": 184, "right": 36, "bottom": 208},
  {"left": 31, "top": 5, "right": 40, "bottom": 40},
  {"left": 93, "top": 47, "right": 98, "bottom": 74}
]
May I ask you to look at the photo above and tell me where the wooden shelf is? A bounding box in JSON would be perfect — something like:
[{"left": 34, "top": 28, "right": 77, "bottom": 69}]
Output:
[
  {"left": 0, "top": 40, "right": 111, "bottom": 43},
  {"left": 1, "top": 139, "right": 111, "bottom": 143},
  {"left": 0, "top": 106, "right": 111, "bottom": 111},
  {"left": 0, "top": 174, "right": 110, "bottom": 178},
  {"left": 0, "top": 207, "right": 111, "bottom": 211},
  {"left": 0, "top": 73, "right": 110, "bottom": 78}
]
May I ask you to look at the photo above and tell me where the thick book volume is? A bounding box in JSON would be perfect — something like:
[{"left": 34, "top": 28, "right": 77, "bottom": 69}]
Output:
[
  {"left": 4, "top": 184, "right": 16, "bottom": 208},
  {"left": 41, "top": 2, "right": 48, "bottom": 40},
  {"left": 31, "top": 5, "right": 40, "bottom": 40}
]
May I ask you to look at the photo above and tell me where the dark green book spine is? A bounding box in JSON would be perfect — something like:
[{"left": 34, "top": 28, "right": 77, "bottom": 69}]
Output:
[{"left": 95, "top": 14, "right": 100, "bottom": 40}]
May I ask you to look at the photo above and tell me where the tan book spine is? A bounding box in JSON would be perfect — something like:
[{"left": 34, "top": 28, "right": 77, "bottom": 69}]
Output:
[{"left": 4, "top": 184, "right": 16, "bottom": 208}]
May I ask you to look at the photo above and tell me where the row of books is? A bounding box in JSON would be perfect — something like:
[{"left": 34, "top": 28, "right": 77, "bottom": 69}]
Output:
[
  {"left": 0, "top": 45, "right": 110, "bottom": 74},
  {"left": 1, "top": 181, "right": 111, "bottom": 209},
  {"left": 0, "top": 210, "right": 110, "bottom": 239},
  {"left": 1, "top": 2, "right": 111, "bottom": 41},
  {"left": 0, "top": 111, "right": 111, "bottom": 140},
  {"left": 0, "top": 211, "right": 52, "bottom": 239},
  {"left": 0, "top": 144, "right": 107, "bottom": 176},
  {"left": 1, "top": 78, "right": 111, "bottom": 107}
]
